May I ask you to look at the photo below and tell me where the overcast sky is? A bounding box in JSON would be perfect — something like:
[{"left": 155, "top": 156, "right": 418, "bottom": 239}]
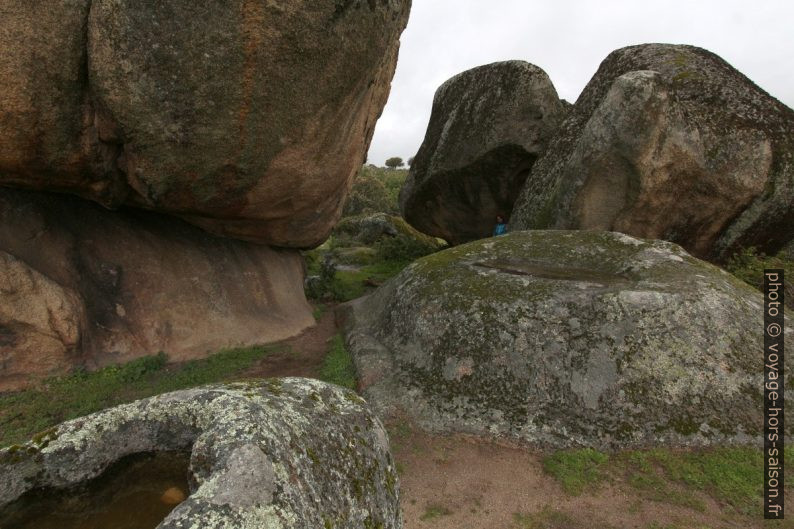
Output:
[{"left": 367, "top": 0, "right": 794, "bottom": 166}]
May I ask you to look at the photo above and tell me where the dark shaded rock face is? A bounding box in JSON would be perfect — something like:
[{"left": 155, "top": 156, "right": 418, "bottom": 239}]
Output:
[
  {"left": 343, "top": 231, "right": 793, "bottom": 449},
  {"left": 0, "top": 0, "right": 411, "bottom": 248},
  {"left": 0, "top": 379, "right": 402, "bottom": 528},
  {"left": 510, "top": 44, "right": 794, "bottom": 261},
  {"left": 0, "top": 189, "right": 313, "bottom": 391},
  {"left": 400, "top": 61, "right": 566, "bottom": 245}
]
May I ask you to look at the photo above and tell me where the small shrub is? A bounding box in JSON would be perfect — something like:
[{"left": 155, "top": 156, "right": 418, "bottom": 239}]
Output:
[
  {"left": 374, "top": 234, "right": 436, "bottom": 262},
  {"left": 305, "top": 253, "right": 338, "bottom": 301},
  {"left": 342, "top": 172, "right": 392, "bottom": 216},
  {"left": 342, "top": 165, "right": 407, "bottom": 216}
]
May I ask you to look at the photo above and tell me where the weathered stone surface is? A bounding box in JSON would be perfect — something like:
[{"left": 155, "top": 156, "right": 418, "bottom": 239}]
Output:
[
  {"left": 400, "top": 61, "right": 566, "bottom": 245},
  {"left": 343, "top": 231, "right": 792, "bottom": 449},
  {"left": 0, "top": 252, "right": 85, "bottom": 390},
  {"left": 335, "top": 213, "right": 400, "bottom": 245},
  {"left": 334, "top": 212, "right": 443, "bottom": 250},
  {"left": 0, "top": 0, "right": 411, "bottom": 247},
  {"left": 0, "top": 379, "right": 402, "bottom": 528},
  {"left": 0, "top": 188, "right": 313, "bottom": 391},
  {"left": 510, "top": 44, "right": 794, "bottom": 261}
]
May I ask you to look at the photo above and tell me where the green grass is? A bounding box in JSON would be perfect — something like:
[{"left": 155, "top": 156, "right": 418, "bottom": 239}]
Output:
[
  {"left": 542, "top": 445, "right": 794, "bottom": 517},
  {"left": 318, "top": 334, "right": 357, "bottom": 390},
  {"left": 332, "top": 259, "right": 415, "bottom": 302},
  {"left": 305, "top": 256, "right": 414, "bottom": 303},
  {"left": 541, "top": 448, "right": 609, "bottom": 495},
  {"left": 312, "top": 303, "right": 327, "bottom": 320},
  {"left": 419, "top": 504, "right": 452, "bottom": 521},
  {"left": 0, "top": 345, "right": 278, "bottom": 448},
  {"left": 618, "top": 447, "right": 767, "bottom": 515},
  {"left": 726, "top": 246, "right": 793, "bottom": 310}
]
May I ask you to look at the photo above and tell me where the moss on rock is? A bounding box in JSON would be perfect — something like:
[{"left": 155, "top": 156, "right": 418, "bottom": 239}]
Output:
[
  {"left": 0, "top": 379, "right": 401, "bottom": 528},
  {"left": 344, "top": 231, "right": 793, "bottom": 449}
]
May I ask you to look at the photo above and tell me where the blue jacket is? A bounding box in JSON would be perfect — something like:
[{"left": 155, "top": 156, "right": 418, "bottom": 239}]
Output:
[{"left": 493, "top": 223, "right": 507, "bottom": 236}]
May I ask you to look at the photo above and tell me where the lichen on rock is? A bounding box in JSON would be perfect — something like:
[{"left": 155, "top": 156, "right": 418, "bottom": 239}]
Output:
[
  {"left": 509, "top": 44, "right": 794, "bottom": 261},
  {"left": 0, "top": 378, "right": 402, "bottom": 529},
  {"left": 342, "top": 231, "right": 793, "bottom": 449},
  {"left": 400, "top": 61, "right": 567, "bottom": 245}
]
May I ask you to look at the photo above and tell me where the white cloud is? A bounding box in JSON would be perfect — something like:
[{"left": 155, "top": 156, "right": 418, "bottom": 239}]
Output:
[{"left": 367, "top": 0, "right": 794, "bottom": 166}]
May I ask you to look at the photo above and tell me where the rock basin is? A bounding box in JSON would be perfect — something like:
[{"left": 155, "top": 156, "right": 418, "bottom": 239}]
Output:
[{"left": 0, "top": 378, "right": 401, "bottom": 529}]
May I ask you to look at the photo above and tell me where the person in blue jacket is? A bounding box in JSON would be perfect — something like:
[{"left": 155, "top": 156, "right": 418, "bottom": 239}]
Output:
[{"left": 493, "top": 215, "right": 507, "bottom": 236}]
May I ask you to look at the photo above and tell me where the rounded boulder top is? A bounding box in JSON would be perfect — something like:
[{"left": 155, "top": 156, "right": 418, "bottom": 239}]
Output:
[
  {"left": 510, "top": 44, "right": 794, "bottom": 260},
  {"left": 400, "top": 61, "right": 567, "bottom": 245},
  {"left": 0, "top": 0, "right": 411, "bottom": 248},
  {"left": 343, "top": 230, "right": 793, "bottom": 449}
]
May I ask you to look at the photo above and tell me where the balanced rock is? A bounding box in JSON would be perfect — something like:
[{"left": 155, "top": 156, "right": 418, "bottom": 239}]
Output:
[
  {"left": 0, "top": 379, "right": 401, "bottom": 528},
  {"left": 343, "top": 231, "right": 792, "bottom": 449},
  {"left": 400, "top": 61, "right": 566, "bottom": 245},
  {"left": 0, "top": 0, "right": 411, "bottom": 247},
  {"left": 510, "top": 44, "right": 794, "bottom": 261},
  {"left": 0, "top": 189, "right": 312, "bottom": 391}
]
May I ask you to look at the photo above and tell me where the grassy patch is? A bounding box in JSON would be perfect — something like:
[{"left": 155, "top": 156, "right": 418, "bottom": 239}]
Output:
[
  {"left": 419, "top": 504, "right": 452, "bottom": 521},
  {"left": 634, "top": 447, "right": 760, "bottom": 514},
  {"left": 305, "top": 257, "right": 414, "bottom": 303},
  {"left": 616, "top": 446, "right": 794, "bottom": 516},
  {"left": 0, "top": 346, "right": 277, "bottom": 448},
  {"left": 318, "top": 334, "right": 357, "bottom": 390},
  {"left": 541, "top": 448, "right": 609, "bottom": 495},
  {"left": 540, "top": 445, "right": 794, "bottom": 518}
]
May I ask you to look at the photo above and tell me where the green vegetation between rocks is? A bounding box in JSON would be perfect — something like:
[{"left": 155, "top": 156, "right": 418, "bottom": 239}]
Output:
[
  {"left": 542, "top": 448, "right": 610, "bottom": 495},
  {"left": 304, "top": 165, "right": 446, "bottom": 302},
  {"left": 343, "top": 165, "right": 408, "bottom": 217},
  {"left": 726, "top": 246, "right": 793, "bottom": 309},
  {"left": 0, "top": 345, "right": 278, "bottom": 448},
  {"left": 319, "top": 334, "right": 357, "bottom": 390},
  {"left": 304, "top": 252, "right": 415, "bottom": 302},
  {"left": 542, "top": 446, "right": 794, "bottom": 517}
]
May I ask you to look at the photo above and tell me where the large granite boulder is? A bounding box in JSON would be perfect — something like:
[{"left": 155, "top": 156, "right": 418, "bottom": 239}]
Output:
[
  {"left": 510, "top": 44, "right": 794, "bottom": 261},
  {"left": 400, "top": 61, "right": 566, "bottom": 245},
  {"left": 0, "top": 379, "right": 401, "bottom": 528},
  {"left": 0, "top": 189, "right": 312, "bottom": 391},
  {"left": 343, "top": 231, "right": 792, "bottom": 449},
  {"left": 0, "top": 0, "right": 411, "bottom": 247}
]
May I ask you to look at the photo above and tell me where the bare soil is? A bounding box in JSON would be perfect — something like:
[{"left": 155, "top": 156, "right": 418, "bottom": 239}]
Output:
[
  {"left": 242, "top": 304, "right": 785, "bottom": 529},
  {"left": 242, "top": 305, "right": 337, "bottom": 379},
  {"left": 388, "top": 420, "right": 780, "bottom": 529}
]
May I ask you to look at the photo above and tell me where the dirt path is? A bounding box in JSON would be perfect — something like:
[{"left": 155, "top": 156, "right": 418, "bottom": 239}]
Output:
[
  {"left": 388, "top": 419, "right": 768, "bottom": 529},
  {"left": 242, "top": 305, "right": 772, "bottom": 529},
  {"left": 242, "top": 305, "right": 338, "bottom": 379}
]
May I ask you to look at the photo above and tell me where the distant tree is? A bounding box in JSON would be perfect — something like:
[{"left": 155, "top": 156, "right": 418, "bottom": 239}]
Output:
[
  {"left": 407, "top": 156, "right": 415, "bottom": 167},
  {"left": 385, "top": 156, "right": 404, "bottom": 169}
]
